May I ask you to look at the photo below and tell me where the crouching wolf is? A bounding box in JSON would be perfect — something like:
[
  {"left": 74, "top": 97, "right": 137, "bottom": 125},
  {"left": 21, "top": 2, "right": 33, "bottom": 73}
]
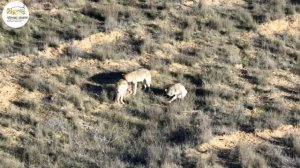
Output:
[
  {"left": 123, "top": 68, "right": 151, "bottom": 95},
  {"left": 165, "top": 83, "right": 187, "bottom": 103}
]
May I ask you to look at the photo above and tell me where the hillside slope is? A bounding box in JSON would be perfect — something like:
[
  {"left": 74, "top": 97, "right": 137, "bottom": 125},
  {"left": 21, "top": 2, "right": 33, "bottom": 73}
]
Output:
[{"left": 0, "top": 0, "right": 299, "bottom": 167}]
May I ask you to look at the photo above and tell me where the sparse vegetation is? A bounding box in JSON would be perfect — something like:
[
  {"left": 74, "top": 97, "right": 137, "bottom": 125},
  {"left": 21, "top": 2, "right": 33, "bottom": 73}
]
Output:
[
  {"left": 238, "top": 143, "right": 268, "bottom": 168},
  {"left": 0, "top": 0, "right": 299, "bottom": 167},
  {"left": 293, "top": 134, "right": 300, "bottom": 156}
]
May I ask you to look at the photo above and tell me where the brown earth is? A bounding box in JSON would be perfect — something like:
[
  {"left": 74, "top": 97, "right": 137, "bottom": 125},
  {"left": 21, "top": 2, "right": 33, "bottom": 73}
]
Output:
[
  {"left": 257, "top": 14, "right": 300, "bottom": 37},
  {"left": 186, "top": 124, "right": 300, "bottom": 159}
]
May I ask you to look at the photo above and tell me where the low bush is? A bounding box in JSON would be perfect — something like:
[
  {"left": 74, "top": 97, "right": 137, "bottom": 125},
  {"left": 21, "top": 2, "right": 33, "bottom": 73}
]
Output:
[
  {"left": 65, "top": 45, "right": 84, "bottom": 59},
  {"left": 81, "top": 4, "right": 106, "bottom": 21},
  {"left": 233, "top": 9, "right": 256, "bottom": 30},
  {"left": 238, "top": 143, "right": 268, "bottom": 168},
  {"left": 293, "top": 134, "right": 300, "bottom": 156},
  {"left": 89, "top": 44, "right": 126, "bottom": 61},
  {"left": 19, "top": 74, "right": 59, "bottom": 94},
  {"left": 13, "top": 99, "right": 39, "bottom": 112},
  {"left": 0, "top": 151, "right": 24, "bottom": 168},
  {"left": 173, "top": 55, "right": 198, "bottom": 66}
]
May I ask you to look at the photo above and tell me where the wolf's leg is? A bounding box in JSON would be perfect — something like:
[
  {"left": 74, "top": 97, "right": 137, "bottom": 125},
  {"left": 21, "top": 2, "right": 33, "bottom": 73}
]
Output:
[
  {"left": 128, "top": 87, "right": 132, "bottom": 94},
  {"left": 168, "top": 95, "right": 178, "bottom": 103},
  {"left": 133, "top": 82, "right": 138, "bottom": 95},
  {"left": 116, "top": 93, "right": 120, "bottom": 104},
  {"left": 178, "top": 93, "right": 183, "bottom": 99},
  {"left": 121, "top": 95, "right": 125, "bottom": 104},
  {"left": 130, "top": 83, "right": 134, "bottom": 95},
  {"left": 145, "top": 78, "right": 151, "bottom": 92},
  {"left": 143, "top": 80, "right": 147, "bottom": 90}
]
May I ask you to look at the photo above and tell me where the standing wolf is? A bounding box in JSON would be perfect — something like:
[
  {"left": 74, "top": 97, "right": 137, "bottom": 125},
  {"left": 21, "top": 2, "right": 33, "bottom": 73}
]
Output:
[
  {"left": 123, "top": 68, "right": 151, "bottom": 95},
  {"left": 165, "top": 83, "right": 187, "bottom": 103},
  {"left": 115, "top": 79, "right": 129, "bottom": 104}
]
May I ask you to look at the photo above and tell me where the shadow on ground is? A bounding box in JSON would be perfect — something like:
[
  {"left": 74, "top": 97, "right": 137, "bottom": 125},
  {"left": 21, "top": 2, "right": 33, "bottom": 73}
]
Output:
[
  {"left": 81, "top": 71, "right": 125, "bottom": 101},
  {"left": 88, "top": 71, "right": 124, "bottom": 85},
  {"left": 218, "top": 149, "right": 241, "bottom": 168},
  {"left": 276, "top": 85, "right": 299, "bottom": 95},
  {"left": 150, "top": 87, "right": 165, "bottom": 96}
]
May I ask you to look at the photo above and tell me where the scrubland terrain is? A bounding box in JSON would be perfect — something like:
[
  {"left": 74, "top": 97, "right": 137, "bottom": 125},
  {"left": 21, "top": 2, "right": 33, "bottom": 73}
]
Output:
[{"left": 0, "top": 0, "right": 300, "bottom": 167}]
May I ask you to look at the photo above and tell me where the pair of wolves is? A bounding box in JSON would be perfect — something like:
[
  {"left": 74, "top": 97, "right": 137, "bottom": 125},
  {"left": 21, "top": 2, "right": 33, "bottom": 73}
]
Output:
[{"left": 115, "top": 68, "right": 187, "bottom": 104}]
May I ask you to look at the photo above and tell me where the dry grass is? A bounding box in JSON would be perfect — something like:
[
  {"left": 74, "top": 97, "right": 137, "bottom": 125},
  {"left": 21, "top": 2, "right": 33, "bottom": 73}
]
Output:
[
  {"left": 0, "top": 0, "right": 300, "bottom": 167},
  {"left": 293, "top": 134, "right": 300, "bottom": 156},
  {"left": 238, "top": 142, "right": 268, "bottom": 168}
]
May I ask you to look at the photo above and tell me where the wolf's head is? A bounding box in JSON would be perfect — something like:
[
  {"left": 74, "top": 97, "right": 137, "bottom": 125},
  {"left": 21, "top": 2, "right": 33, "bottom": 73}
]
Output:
[{"left": 165, "top": 88, "right": 174, "bottom": 97}]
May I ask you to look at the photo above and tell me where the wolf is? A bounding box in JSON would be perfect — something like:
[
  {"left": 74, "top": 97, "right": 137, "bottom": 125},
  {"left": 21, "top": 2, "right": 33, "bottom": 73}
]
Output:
[
  {"left": 123, "top": 68, "right": 151, "bottom": 95},
  {"left": 115, "top": 79, "right": 129, "bottom": 104},
  {"left": 165, "top": 83, "right": 187, "bottom": 103}
]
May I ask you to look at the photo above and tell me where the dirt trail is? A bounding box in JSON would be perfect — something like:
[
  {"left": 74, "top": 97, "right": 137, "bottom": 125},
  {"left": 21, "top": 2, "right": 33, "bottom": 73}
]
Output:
[{"left": 186, "top": 125, "right": 300, "bottom": 159}]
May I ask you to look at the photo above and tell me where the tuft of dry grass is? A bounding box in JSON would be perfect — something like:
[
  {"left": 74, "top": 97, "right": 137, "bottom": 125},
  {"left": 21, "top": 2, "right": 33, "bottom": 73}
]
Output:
[
  {"left": 293, "top": 134, "right": 300, "bottom": 156},
  {"left": 238, "top": 142, "right": 268, "bottom": 168},
  {"left": 0, "top": 151, "right": 24, "bottom": 168}
]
